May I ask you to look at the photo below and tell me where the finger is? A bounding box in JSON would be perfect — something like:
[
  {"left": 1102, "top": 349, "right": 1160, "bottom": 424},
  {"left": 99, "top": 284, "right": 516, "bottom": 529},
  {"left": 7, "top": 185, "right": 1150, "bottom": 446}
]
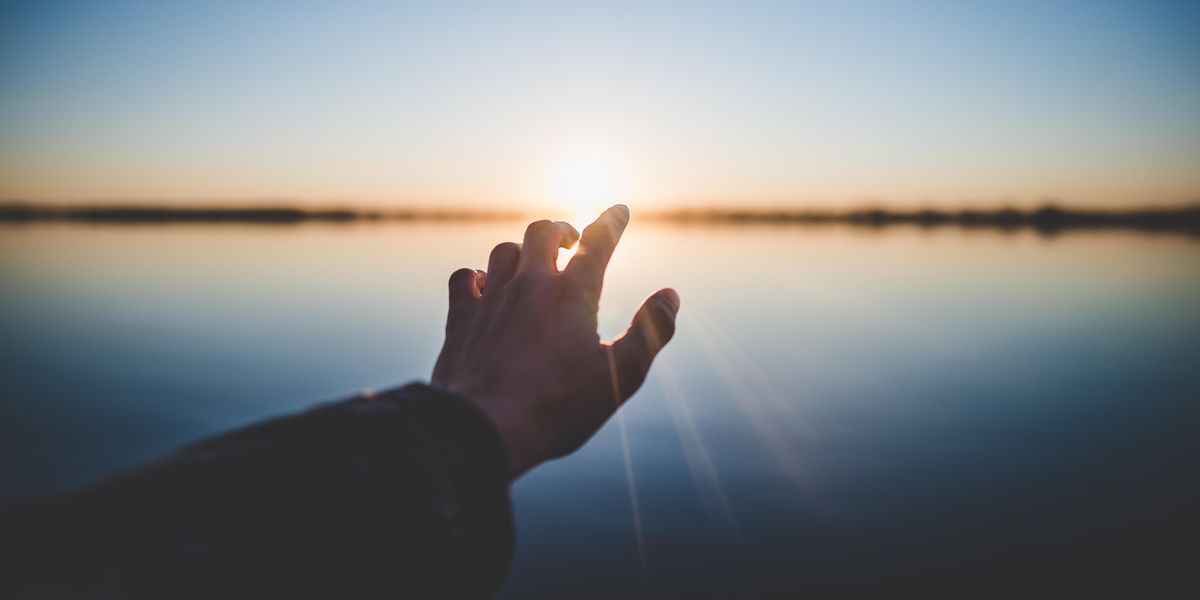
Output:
[
  {"left": 610, "top": 288, "right": 680, "bottom": 401},
  {"left": 448, "top": 267, "right": 483, "bottom": 306},
  {"left": 518, "top": 220, "right": 580, "bottom": 273},
  {"left": 566, "top": 204, "right": 630, "bottom": 293},
  {"left": 485, "top": 242, "right": 521, "bottom": 292}
]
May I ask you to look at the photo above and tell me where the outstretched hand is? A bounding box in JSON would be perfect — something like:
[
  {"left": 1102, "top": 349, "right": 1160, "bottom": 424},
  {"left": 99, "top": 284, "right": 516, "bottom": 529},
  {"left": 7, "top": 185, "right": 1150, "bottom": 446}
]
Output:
[{"left": 431, "top": 205, "right": 679, "bottom": 479}]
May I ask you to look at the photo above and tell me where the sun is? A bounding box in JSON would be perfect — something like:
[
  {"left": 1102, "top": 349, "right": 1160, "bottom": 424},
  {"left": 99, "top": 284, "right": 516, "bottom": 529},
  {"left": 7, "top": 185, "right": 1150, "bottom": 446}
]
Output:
[{"left": 548, "top": 152, "right": 631, "bottom": 228}]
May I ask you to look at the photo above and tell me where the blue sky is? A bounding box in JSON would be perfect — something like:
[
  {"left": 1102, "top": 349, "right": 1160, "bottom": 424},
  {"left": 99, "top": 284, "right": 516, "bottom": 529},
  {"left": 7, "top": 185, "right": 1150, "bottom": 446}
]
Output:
[{"left": 1, "top": 0, "right": 1198, "bottom": 208}]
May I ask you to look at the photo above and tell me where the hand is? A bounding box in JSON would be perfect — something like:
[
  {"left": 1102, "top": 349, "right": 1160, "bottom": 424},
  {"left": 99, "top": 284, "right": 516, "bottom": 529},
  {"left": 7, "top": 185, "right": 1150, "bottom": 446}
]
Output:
[{"left": 431, "top": 205, "right": 680, "bottom": 479}]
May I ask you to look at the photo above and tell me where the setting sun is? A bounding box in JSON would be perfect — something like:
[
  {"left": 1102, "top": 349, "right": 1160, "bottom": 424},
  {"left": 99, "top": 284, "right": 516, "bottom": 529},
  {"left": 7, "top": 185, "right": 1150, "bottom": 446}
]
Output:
[
  {"left": 546, "top": 152, "right": 631, "bottom": 269},
  {"left": 548, "top": 152, "right": 631, "bottom": 226}
]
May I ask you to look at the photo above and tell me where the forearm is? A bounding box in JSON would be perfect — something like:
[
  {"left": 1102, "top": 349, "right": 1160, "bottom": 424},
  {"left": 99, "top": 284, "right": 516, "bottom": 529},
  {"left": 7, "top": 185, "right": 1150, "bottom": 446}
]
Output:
[{"left": 1, "top": 384, "right": 514, "bottom": 599}]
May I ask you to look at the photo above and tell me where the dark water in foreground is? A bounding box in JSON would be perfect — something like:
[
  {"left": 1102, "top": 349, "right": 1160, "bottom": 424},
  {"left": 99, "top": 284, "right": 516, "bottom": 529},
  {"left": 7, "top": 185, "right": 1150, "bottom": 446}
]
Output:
[{"left": 1, "top": 223, "right": 1198, "bottom": 596}]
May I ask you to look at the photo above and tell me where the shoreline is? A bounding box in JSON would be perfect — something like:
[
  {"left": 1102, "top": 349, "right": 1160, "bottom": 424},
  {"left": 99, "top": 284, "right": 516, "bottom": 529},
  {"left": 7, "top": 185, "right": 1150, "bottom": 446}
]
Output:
[{"left": 2, "top": 203, "right": 1198, "bottom": 235}]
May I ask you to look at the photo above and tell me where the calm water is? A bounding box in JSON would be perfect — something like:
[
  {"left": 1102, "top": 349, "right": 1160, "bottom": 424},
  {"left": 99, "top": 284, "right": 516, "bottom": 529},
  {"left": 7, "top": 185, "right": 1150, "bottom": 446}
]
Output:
[{"left": 2, "top": 222, "right": 1198, "bottom": 596}]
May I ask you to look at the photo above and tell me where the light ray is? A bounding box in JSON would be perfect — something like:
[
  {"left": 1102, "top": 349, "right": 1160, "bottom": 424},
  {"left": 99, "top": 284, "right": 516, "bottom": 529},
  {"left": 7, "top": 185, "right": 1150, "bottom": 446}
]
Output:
[
  {"left": 658, "top": 357, "right": 746, "bottom": 548},
  {"left": 684, "top": 300, "right": 820, "bottom": 502},
  {"left": 607, "top": 346, "right": 649, "bottom": 581},
  {"left": 689, "top": 302, "right": 813, "bottom": 438}
]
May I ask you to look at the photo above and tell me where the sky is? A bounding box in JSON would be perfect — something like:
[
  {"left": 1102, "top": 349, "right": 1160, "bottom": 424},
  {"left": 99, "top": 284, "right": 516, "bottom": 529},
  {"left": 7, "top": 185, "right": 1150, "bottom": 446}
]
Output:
[{"left": 1, "top": 0, "right": 1198, "bottom": 210}]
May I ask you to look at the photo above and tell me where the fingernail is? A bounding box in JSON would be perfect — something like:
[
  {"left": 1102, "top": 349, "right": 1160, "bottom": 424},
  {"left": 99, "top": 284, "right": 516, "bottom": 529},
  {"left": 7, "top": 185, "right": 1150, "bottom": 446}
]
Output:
[
  {"left": 658, "top": 288, "right": 681, "bottom": 312},
  {"left": 613, "top": 204, "right": 630, "bottom": 221}
]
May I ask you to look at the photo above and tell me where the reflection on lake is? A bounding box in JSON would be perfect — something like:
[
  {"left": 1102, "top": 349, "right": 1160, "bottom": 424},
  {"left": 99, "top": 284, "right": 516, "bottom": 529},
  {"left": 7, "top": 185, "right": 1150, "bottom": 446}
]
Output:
[{"left": 1, "top": 222, "right": 1198, "bottom": 596}]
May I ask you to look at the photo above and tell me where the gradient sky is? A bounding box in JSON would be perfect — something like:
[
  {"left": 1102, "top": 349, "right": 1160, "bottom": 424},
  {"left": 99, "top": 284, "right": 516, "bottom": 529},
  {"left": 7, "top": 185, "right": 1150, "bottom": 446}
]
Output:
[{"left": 1, "top": 0, "right": 1198, "bottom": 208}]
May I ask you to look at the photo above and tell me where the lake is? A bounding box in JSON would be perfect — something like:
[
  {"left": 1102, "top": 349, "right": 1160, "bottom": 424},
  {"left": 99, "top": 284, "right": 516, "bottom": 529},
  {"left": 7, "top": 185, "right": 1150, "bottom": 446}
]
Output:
[{"left": 1, "top": 221, "right": 1198, "bottom": 596}]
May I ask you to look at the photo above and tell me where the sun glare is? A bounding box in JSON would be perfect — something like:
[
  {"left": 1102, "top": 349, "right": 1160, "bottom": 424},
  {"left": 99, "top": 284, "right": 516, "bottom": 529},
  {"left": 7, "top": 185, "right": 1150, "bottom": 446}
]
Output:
[
  {"left": 546, "top": 151, "right": 632, "bottom": 269},
  {"left": 549, "top": 152, "right": 631, "bottom": 228}
]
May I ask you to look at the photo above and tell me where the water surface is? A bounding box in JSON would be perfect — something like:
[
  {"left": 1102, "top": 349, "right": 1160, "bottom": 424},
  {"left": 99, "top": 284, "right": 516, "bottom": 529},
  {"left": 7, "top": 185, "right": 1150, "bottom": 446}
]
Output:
[{"left": 1, "top": 222, "right": 1197, "bottom": 596}]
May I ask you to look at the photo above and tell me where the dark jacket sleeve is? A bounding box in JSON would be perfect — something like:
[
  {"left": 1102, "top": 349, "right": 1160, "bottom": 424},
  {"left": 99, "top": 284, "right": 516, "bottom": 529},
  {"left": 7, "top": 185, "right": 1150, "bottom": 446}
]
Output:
[{"left": 1, "top": 383, "right": 515, "bottom": 599}]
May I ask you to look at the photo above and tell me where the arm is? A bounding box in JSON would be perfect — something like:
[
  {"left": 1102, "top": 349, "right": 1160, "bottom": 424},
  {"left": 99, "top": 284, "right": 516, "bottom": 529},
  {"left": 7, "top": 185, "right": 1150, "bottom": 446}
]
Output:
[
  {"left": 1, "top": 205, "right": 679, "bottom": 598},
  {"left": 3, "top": 385, "right": 514, "bottom": 598}
]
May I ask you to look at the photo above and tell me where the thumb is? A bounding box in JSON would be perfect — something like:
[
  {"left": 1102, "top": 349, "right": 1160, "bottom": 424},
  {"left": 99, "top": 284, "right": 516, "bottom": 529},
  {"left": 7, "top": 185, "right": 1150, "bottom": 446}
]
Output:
[{"left": 610, "top": 288, "right": 680, "bottom": 402}]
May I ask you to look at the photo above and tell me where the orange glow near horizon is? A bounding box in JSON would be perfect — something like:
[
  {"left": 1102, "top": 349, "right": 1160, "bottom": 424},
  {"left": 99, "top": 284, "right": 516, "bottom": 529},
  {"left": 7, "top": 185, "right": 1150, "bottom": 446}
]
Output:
[{"left": 2, "top": 3, "right": 1199, "bottom": 209}]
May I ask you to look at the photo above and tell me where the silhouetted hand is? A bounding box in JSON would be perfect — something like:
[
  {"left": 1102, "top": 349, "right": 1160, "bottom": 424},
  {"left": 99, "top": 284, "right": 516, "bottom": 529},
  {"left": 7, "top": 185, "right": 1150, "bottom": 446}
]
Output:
[{"left": 431, "top": 205, "right": 679, "bottom": 479}]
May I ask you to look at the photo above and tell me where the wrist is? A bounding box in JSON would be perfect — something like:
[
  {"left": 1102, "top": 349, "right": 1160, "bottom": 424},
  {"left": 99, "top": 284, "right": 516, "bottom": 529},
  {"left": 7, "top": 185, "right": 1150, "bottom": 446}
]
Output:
[{"left": 441, "top": 386, "right": 538, "bottom": 480}]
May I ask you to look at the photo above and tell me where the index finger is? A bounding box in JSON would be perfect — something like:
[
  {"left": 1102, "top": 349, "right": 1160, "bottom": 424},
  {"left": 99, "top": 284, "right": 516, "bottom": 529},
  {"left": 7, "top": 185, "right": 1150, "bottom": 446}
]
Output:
[
  {"left": 565, "top": 204, "right": 630, "bottom": 294},
  {"left": 519, "top": 219, "right": 581, "bottom": 273}
]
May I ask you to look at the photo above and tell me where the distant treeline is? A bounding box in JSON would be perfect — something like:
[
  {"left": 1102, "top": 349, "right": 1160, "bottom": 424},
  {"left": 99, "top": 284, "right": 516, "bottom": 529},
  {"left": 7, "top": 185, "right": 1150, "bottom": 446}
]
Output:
[
  {"left": 644, "top": 205, "right": 1200, "bottom": 235},
  {"left": 0, "top": 204, "right": 522, "bottom": 223},
  {"left": 2, "top": 203, "right": 1199, "bottom": 235}
]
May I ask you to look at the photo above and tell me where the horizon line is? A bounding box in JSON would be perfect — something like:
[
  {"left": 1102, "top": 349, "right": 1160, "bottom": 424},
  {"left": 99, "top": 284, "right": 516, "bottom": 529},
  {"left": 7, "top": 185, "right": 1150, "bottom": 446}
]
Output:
[{"left": 2, "top": 202, "right": 1199, "bottom": 236}]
